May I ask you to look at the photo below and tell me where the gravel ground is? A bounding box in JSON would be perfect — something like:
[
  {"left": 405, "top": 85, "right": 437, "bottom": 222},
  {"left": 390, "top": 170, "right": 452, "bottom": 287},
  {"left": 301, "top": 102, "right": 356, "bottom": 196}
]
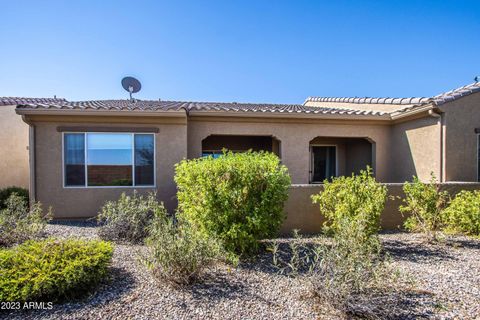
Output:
[{"left": 2, "top": 222, "right": 479, "bottom": 320}]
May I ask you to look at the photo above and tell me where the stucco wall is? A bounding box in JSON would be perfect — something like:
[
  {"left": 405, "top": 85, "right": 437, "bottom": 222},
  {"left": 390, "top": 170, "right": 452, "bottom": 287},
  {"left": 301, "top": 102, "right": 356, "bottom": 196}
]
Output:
[
  {"left": 31, "top": 116, "right": 187, "bottom": 218},
  {"left": 280, "top": 183, "right": 480, "bottom": 234},
  {"left": 440, "top": 92, "right": 480, "bottom": 182},
  {"left": 0, "top": 105, "right": 29, "bottom": 188},
  {"left": 390, "top": 116, "right": 440, "bottom": 182},
  {"left": 187, "top": 117, "right": 391, "bottom": 183}
]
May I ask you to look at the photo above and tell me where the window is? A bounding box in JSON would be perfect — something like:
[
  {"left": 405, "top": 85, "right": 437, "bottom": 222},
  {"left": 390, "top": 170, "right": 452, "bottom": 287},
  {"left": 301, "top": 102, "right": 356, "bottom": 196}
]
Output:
[
  {"left": 63, "top": 133, "right": 155, "bottom": 187},
  {"left": 201, "top": 151, "right": 223, "bottom": 159},
  {"left": 310, "top": 146, "right": 337, "bottom": 183}
]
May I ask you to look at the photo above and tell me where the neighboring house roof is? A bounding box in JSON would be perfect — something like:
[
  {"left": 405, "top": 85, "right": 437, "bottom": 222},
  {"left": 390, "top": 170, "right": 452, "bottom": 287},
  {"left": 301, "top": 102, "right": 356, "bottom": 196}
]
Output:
[
  {"left": 15, "top": 99, "right": 388, "bottom": 117},
  {"left": 0, "top": 97, "right": 66, "bottom": 106},
  {"left": 304, "top": 81, "right": 480, "bottom": 114},
  {"left": 432, "top": 82, "right": 480, "bottom": 105}
]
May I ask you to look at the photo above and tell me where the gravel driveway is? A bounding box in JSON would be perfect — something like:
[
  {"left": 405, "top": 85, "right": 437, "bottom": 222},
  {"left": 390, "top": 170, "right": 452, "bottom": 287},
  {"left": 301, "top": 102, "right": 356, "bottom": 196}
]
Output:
[{"left": 2, "top": 221, "right": 479, "bottom": 320}]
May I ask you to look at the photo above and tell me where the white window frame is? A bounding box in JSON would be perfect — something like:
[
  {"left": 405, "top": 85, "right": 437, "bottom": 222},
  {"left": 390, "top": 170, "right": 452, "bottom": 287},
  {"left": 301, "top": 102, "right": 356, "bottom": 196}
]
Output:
[
  {"left": 309, "top": 144, "right": 339, "bottom": 184},
  {"left": 62, "top": 132, "right": 156, "bottom": 189}
]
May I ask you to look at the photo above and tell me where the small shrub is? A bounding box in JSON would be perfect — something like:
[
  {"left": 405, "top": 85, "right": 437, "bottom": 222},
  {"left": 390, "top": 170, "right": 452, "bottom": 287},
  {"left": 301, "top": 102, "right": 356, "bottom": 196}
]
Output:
[
  {"left": 97, "top": 191, "right": 167, "bottom": 244},
  {"left": 442, "top": 190, "right": 480, "bottom": 236},
  {"left": 311, "top": 167, "right": 387, "bottom": 238},
  {"left": 0, "top": 194, "right": 51, "bottom": 247},
  {"left": 399, "top": 174, "right": 449, "bottom": 240},
  {"left": 175, "top": 151, "right": 291, "bottom": 257},
  {"left": 310, "top": 219, "right": 393, "bottom": 314},
  {"left": 145, "top": 214, "right": 225, "bottom": 286},
  {"left": 0, "top": 186, "right": 29, "bottom": 209},
  {"left": 271, "top": 219, "right": 404, "bottom": 319},
  {"left": 0, "top": 238, "right": 113, "bottom": 302}
]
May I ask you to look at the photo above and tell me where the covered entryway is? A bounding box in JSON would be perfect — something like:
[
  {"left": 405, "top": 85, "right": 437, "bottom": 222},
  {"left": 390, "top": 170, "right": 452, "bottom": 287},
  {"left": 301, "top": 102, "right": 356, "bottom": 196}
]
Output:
[
  {"left": 201, "top": 135, "right": 281, "bottom": 157},
  {"left": 309, "top": 137, "right": 373, "bottom": 183}
]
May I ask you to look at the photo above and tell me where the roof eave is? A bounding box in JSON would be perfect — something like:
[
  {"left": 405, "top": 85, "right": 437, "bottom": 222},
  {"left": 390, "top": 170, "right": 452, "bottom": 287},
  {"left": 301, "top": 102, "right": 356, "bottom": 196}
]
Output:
[
  {"left": 187, "top": 110, "right": 391, "bottom": 121},
  {"left": 390, "top": 104, "right": 436, "bottom": 121}
]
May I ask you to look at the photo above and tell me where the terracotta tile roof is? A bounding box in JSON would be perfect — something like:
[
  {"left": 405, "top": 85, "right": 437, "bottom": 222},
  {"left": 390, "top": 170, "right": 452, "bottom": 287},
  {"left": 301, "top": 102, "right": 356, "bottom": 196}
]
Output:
[
  {"left": 305, "top": 81, "right": 480, "bottom": 110},
  {"left": 0, "top": 97, "right": 66, "bottom": 106},
  {"left": 16, "top": 99, "right": 388, "bottom": 116},
  {"left": 305, "top": 96, "right": 430, "bottom": 105},
  {"left": 432, "top": 82, "right": 480, "bottom": 105},
  {"left": 11, "top": 81, "right": 480, "bottom": 118}
]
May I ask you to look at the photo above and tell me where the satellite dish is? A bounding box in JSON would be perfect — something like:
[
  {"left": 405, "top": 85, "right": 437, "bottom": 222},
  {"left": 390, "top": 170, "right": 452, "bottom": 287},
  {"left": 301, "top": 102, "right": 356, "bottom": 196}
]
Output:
[{"left": 121, "top": 76, "right": 141, "bottom": 100}]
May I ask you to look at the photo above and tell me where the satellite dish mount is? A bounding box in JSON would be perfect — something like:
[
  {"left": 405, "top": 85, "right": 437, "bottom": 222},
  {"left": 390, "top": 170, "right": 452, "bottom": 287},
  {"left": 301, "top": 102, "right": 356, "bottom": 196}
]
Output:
[{"left": 121, "top": 76, "right": 142, "bottom": 101}]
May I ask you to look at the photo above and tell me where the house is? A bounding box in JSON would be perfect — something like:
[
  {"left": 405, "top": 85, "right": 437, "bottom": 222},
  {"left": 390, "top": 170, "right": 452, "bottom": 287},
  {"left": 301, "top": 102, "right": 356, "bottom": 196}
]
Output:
[
  {"left": 4, "top": 81, "right": 480, "bottom": 223},
  {"left": 0, "top": 97, "right": 67, "bottom": 189}
]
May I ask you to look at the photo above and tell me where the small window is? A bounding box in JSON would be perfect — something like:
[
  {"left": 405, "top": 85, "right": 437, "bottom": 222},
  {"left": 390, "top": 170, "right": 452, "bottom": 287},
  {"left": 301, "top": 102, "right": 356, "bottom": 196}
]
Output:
[
  {"left": 478, "top": 135, "right": 480, "bottom": 182},
  {"left": 134, "top": 134, "right": 155, "bottom": 186},
  {"left": 311, "top": 146, "right": 336, "bottom": 183},
  {"left": 64, "top": 132, "right": 155, "bottom": 187},
  {"left": 64, "top": 133, "right": 85, "bottom": 186}
]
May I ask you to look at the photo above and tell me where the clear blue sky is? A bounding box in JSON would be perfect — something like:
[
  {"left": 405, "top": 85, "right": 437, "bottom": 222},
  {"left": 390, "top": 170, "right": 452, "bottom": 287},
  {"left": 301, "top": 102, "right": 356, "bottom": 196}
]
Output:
[{"left": 1, "top": 0, "right": 479, "bottom": 103}]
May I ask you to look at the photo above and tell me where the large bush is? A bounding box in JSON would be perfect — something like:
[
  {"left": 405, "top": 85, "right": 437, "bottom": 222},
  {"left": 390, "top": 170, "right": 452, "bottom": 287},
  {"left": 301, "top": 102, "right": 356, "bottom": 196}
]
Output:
[
  {"left": 97, "top": 191, "right": 167, "bottom": 244},
  {"left": 311, "top": 167, "right": 387, "bottom": 238},
  {"left": 0, "top": 186, "right": 29, "bottom": 209},
  {"left": 145, "top": 214, "right": 225, "bottom": 286},
  {"left": 0, "top": 238, "right": 113, "bottom": 302},
  {"left": 175, "top": 151, "right": 291, "bottom": 256},
  {"left": 442, "top": 190, "right": 480, "bottom": 236},
  {"left": 399, "top": 174, "right": 449, "bottom": 240},
  {"left": 0, "top": 194, "right": 51, "bottom": 247}
]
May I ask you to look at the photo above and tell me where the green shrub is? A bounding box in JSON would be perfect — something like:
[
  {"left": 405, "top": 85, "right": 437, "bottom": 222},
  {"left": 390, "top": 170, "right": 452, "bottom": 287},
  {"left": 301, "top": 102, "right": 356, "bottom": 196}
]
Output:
[
  {"left": 97, "top": 191, "right": 167, "bottom": 244},
  {"left": 0, "top": 238, "right": 113, "bottom": 302},
  {"left": 145, "top": 214, "right": 225, "bottom": 286},
  {"left": 175, "top": 151, "right": 291, "bottom": 256},
  {"left": 442, "top": 190, "right": 480, "bottom": 236},
  {"left": 0, "top": 186, "right": 29, "bottom": 209},
  {"left": 311, "top": 167, "right": 387, "bottom": 238},
  {"left": 399, "top": 174, "right": 448, "bottom": 240},
  {"left": 0, "top": 194, "right": 51, "bottom": 247}
]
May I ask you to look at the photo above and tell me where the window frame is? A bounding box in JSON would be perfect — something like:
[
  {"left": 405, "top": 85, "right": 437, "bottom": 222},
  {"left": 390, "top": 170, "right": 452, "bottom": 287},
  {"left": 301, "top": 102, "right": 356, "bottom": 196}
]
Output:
[
  {"left": 477, "top": 134, "right": 480, "bottom": 182},
  {"left": 62, "top": 132, "right": 156, "bottom": 189},
  {"left": 309, "top": 144, "right": 339, "bottom": 184}
]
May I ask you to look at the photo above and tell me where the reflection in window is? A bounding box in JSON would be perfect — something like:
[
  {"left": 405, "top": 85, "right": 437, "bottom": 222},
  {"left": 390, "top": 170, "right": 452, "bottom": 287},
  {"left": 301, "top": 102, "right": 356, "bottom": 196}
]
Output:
[
  {"left": 87, "top": 133, "right": 133, "bottom": 186},
  {"left": 201, "top": 151, "right": 223, "bottom": 159},
  {"left": 64, "top": 133, "right": 85, "bottom": 186},
  {"left": 64, "top": 132, "right": 155, "bottom": 187},
  {"left": 135, "top": 134, "right": 154, "bottom": 186}
]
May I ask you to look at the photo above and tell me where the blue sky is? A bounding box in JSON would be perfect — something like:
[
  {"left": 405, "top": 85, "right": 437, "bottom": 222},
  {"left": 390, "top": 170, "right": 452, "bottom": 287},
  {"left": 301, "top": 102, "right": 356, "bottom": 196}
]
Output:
[{"left": 1, "top": 1, "right": 479, "bottom": 103}]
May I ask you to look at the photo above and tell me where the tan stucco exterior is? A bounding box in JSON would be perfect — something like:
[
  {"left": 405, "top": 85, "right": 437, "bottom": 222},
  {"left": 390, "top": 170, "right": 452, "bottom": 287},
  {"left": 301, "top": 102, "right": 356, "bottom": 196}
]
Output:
[
  {"left": 0, "top": 105, "right": 29, "bottom": 189},
  {"left": 439, "top": 92, "right": 480, "bottom": 182},
  {"left": 187, "top": 116, "right": 391, "bottom": 184},
  {"left": 390, "top": 115, "right": 441, "bottom": 182}
]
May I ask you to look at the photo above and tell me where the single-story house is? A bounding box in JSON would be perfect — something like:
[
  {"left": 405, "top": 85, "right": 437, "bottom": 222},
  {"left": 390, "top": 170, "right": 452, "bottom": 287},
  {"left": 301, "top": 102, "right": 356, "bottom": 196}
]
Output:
[{"left": 2, "top": 81, "right": 479, "bottom": 223}]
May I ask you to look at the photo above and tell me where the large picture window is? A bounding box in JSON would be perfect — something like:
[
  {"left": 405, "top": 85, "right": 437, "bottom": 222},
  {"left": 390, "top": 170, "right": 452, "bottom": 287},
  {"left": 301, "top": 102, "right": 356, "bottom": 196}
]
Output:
[{"left": 64, "top": 132, "right": 155, "bottom": 187}]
